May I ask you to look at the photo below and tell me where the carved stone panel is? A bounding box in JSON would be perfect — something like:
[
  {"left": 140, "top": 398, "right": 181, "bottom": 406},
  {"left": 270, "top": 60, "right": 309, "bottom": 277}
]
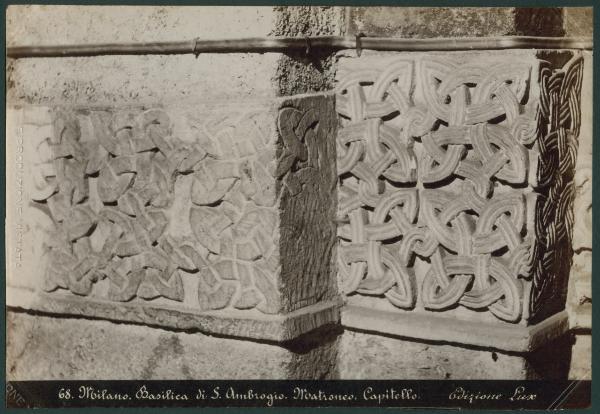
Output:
[
  {"left": 529, "top": 52, "right": 585, "bottom": 323},
  {"left": 277, "top": 98, "right": 338, "bottom": 312},
  {"left": 6, "top": 95, "right": 340, "bottom": 341},
  {"left": 335, "top": 50, "right": 584, "bottom": 329}
]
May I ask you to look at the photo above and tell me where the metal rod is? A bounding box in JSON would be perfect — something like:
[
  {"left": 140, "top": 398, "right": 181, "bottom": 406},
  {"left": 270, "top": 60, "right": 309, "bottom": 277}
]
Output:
[{"left": 6, "top": 35, "right": 593, "bottom": 59}]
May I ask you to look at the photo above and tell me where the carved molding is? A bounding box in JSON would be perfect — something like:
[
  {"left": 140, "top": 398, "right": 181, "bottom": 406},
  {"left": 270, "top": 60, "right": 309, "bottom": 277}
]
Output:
[
  {"left": 342, "top": 305, "right": 570, "bottom": 353},
  {"left": 336, "top": 51, "right": 584, "bottom": 325},
  {"left": 6, "top": 287, "right": 342, "bottom": 342}
]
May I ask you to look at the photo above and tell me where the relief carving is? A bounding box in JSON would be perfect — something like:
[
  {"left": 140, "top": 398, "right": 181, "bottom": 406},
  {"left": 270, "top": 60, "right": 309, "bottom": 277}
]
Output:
[
  {"left": 336, "top": 52, "right": 583, "bottom": 324},
  {"left": 274, "top": 106, "right": 316, "bottom": 196},
  {"left": 39, "top": 109, "right": 191, "bottom": 302},
  {"left": 530, "top": 55, "right": 585, "bottom": 323},
  {"left": 34, "top": 106, "right": 287, "bottom": 315},
  {"left": 276, "top": 96, "right": 338, "bottom": 312}
]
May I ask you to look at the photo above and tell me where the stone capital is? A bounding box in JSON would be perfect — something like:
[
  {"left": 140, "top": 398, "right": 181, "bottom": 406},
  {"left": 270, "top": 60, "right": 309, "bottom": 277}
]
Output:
[
  {"left": 6, "top": 94, "right": 340, "bottom": 342},
  {"left": 335, "top": 49, "right": 585, "bottom": 351}
]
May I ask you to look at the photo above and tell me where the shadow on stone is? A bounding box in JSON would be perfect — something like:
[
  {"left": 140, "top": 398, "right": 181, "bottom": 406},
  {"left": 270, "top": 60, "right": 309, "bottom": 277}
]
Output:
[
  {"left": 525, "top": 333, "right": 574, "bottom": 379},
  {"left": 514, "top": 8, "right": 565, "bottom": 37}
]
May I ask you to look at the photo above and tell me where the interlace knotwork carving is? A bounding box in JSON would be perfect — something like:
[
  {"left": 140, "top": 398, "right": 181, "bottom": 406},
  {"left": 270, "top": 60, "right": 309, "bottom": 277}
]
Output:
[
  {"left": 529, "top": 55, "right": 584, "bottom": 322},
  {"left": 274, "top": 106, "right": 319, "bottom": 196},
  {"left": 42, "top": 109, "right": 193, "bottom": 302},
  {"left": 36, "top": 107, "right": 283, "bottom": 314},
  {"left": 336, "top": 54, "right": 581, "bottom": 323}
]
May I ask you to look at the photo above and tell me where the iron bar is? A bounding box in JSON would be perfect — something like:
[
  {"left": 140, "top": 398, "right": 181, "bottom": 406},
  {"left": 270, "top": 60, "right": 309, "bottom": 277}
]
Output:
[{"left": 6, "top": 35, "right": 593, "bottom": 59}]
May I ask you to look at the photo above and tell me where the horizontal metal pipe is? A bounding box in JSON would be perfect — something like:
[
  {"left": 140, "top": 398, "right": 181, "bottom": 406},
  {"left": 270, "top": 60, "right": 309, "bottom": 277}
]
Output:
[
  {"left": 6, "top": 35, "right": 593, "bottom": 59},
  {"left": 361, "top": 36, "right": 593, "bottom": 51}
]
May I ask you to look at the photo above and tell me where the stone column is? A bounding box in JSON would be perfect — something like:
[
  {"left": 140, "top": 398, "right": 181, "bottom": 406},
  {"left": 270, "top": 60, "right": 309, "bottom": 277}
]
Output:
[{"left": 335, "top": 48, "right": 585, "bottom": 379}]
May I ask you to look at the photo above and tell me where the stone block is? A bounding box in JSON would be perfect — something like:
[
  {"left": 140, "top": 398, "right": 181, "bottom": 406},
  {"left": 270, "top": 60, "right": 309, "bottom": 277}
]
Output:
[
  {"left": 6, "top": 93, "right": 340, "bottom": 341},
  {"left": 271, "top": 6, "right": 345, "bottom": 96},
  {"left": 568, "top": 333, "right": 591, "bottom": 380},
  {"left": 345, "top": 7, "right": 569, "bottom": 39},
  {"left": 335, "top": 49, "right": 585, "bottom": 350},
  {"left": 338, "top": 329, "right": 572, "bottom": 380},
  {"left": 6, "top": 6, "right": 278, "bottom": 45},
  {"left": 6, "top": 6, "right": 344, "bottom": 106},
  {"left": 6, "top": 7, "right": 278, "bottom": 106},
  {"left": 563, "top": 7, "right": 593, "bottom": 38},
  {"left": 567, "top": 51, "right": 592, "bottom": 332},
  {"left": 6, "top": 310, "right": 339, "bottom": 380}
]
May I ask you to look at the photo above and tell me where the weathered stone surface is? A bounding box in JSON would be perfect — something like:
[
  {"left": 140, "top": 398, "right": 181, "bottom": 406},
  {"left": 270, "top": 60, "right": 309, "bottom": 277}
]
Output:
[
  {"left": 6, "top": 310, "right": 339, "bottom": 380},
  {"left": 568, "top": 333, "right": 591, "bottom": 380},
  {"left": 272, "top": 6, "right": 345, "bottom": 96},
  {"left": 5, "top": 6, "right": 277, "bottom": 104},
  {"left": 345, "top": 7, "right": 572, "bottom": 39},
  {"left": 567, "top": 252, "right": 592, "bottom": 330},
  {"left": 346, "top": 7, "right": 516, "bottom": 38},
  {"left": 513, "top": 8, "right": 565, "bottom": 37},
  {"left": 6, "top": 6, "right": 345, "bottom": 106},
  {"left": 335, "top": 50, "right": 584, "bottom": 334},
  {"left": 8, "top": 291, "right": 342, "bottom": 342},
  {"left": 6, "top": 6, "right": 277, "bottom": 44},
  {"left": 342, "top": 305, "right": 569, "bottom": 353},
  {"left": 7, "top": 54, "right": 283, "bottom": 106},
  {"left": 9, "top": 309, "right": 579, "bottom": 381},
  {"left": 562, "top": 7, "right": 593, "bottom": 38},
  {"left": 9, "top": 6, "right": 588, "bottom": 46},
  {"left": 567, "top": 51, "right": 592, "bottom": 334},
  {"left": 6, "top": 94, "right": 339, "bottom": 340},
  {"left": 278, "top": 97, "right": 338, "bottom": 312},
  {"left": 338, "top": 329, "right": 571, "bottom": 380}
]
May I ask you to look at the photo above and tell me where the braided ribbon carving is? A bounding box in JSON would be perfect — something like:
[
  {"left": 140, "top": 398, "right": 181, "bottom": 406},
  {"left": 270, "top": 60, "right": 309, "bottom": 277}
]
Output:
[
  {"left": 529, "top": 56, "right": 584, "bottom": 322},
  {"left": 42, "top": 109, "right": 192, "bottom": 302},
  {"left": 336, "top": 55, "right": 583, "bottom": 323},
  {"left": 37, "top": 107, "right": 283, "bottom": 314}
]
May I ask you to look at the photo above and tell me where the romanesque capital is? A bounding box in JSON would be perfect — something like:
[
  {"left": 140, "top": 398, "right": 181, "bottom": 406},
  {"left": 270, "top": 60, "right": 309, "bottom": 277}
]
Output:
[
  {"left": 6, "top": 94, "right": 340, "bottom": 342},
  {"left": 335, "top": 50, "right": 585, "bottom": 351}
]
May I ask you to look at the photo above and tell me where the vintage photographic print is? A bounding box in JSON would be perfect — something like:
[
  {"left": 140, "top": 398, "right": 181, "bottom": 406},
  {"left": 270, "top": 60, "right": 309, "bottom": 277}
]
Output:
[{"left": 5, "top": 4, "right": 593, "bottom": 410}]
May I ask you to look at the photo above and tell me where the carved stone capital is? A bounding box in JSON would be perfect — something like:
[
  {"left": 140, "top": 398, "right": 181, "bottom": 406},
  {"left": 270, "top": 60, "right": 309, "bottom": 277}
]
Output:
[
  {"left": 6, "top": 94, "right": 340, "bottom": 342},
  {"left": 335, "top": 50, "right": 585, "bottom": 349}
]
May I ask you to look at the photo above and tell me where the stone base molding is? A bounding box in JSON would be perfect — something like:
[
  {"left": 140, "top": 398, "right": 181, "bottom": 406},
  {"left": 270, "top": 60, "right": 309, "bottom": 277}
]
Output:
[
  {"left": 7, "top": 310, "right": 341, "bottom": 380},
  {"left": 342, "top": 305, "right": 569, "bottom": 353},
  {"left": 7, "top": 288, "right": 342, "bottom": 342}
]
